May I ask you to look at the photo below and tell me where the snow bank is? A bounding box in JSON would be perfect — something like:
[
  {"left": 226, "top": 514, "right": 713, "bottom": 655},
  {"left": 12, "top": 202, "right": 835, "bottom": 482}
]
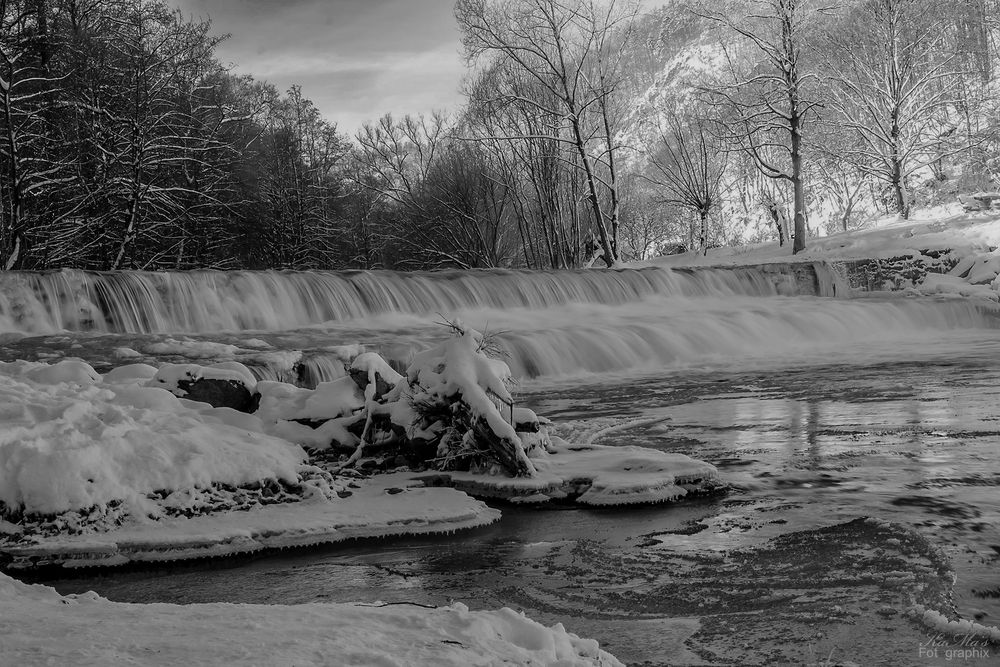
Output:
[
  {"left": 644, "top": 213, "right": 1000, "bottom": 269},
  {"left": 915, "top": 273, "right": 998, "bottom": 300},
  {"left": 0, "top": 571, "right": 623, "bottom": 667},
  {"left": 2, "top": 475, "right": 500, "bottom": 569},
  {"left": 255, "top": 377, "right": 365, "bottom": 450},
  {"left": 0, "top": 362, "right": 304, "bottom": 518},
  {"left": 257, "top": 376, "right": 364, "bottom": 422}
]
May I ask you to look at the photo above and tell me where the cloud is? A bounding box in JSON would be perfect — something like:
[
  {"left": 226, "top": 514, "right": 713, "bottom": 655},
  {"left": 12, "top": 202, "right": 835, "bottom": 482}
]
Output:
[{"left": 171, "top": 0, "right": 464, "bottom": 132}]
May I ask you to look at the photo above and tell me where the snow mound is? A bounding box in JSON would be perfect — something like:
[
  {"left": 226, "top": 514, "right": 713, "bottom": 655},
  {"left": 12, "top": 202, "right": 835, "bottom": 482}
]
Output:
[
  {"left": 255, "top": 377, "right": 364, "bottom": 450},
  {"left": 102, "top": 363, "right": 158, "bottom": 384},
  {"left": 0, "top": 367, "right": 306, "bottom": 519},
  {"left": 147, "top": 361, "right": 258, "bottom": 395},
  {"left": 0, "top": 571, "right": 623, "bottom": 666},
  {"left": 418, "top": 440, "right": 722, "bottom": 506},
  {"left": 915, "top": 273, "right": 998, "bottom": 301},
  {"left": 0, "top": 358, "right": 102, "bottom": 386}
]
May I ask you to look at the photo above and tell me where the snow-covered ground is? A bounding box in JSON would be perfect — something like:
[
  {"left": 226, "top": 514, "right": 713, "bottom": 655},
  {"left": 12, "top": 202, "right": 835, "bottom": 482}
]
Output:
[
  {"left": 0, "top": 571, "right": 623, "bottom": 667},
  {"left": 646, "top": 209, "right": 1000, "bottom": 266},
  {"left": 644, "top": 210, "right": 1000, "bottom": 301}
]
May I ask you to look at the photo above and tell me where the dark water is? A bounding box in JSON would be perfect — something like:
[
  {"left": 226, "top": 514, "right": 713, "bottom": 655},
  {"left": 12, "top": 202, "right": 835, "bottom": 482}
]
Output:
[{"left": 42, "top": 340, "right": 1000, "bottom": 666}]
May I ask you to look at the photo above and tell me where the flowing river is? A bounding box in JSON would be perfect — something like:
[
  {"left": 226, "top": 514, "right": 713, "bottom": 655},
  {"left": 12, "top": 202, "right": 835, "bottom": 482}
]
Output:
[{"left": 5, "top": 264, "right": 1000, "bottom": 665}]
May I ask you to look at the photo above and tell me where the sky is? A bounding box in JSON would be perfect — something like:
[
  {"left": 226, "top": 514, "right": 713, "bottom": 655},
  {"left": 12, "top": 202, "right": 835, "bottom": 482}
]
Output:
[{"left": 170, "top": 0, "right": 466, "bottom": 135}]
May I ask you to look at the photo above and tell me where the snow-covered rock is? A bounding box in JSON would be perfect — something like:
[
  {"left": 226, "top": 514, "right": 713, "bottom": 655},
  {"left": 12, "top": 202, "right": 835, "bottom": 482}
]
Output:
[{"left": 0, "top": 365, "right": 311, "bottom": 523}]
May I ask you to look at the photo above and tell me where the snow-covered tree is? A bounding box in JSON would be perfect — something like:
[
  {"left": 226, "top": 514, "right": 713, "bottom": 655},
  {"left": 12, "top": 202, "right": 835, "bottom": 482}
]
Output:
[
  {"left": 699, "top": 0, "right": 827, "bottom": 253},
  {"left": 455, "top": 0, "right": 640, "bottom": 267},
  {"left": 823, "top": 0, "right": 966, "bottom": 218}
]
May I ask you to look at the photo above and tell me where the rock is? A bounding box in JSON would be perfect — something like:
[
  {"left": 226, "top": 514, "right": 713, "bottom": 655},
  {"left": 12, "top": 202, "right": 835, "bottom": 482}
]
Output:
[
  {"left": 290, "top": 417, "right": 329, "bottom": 430},
  {"left": 403, "top": 436, "right": 439, "bottom": 464},
  {"left": 349, "top": 367, "right": 396, "bottom": 402},
  {"left": 177, "top": 378, "right": 256, "bottom": 413},
  {"left": 515, "top": 419, "right": 540, "bottom": 433}
]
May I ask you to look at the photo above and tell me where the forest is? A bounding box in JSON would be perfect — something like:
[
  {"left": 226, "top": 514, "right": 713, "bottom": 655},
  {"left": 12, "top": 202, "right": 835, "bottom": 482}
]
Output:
[{"left": 0, "top": 0, "right": 997, "bottom": 271}]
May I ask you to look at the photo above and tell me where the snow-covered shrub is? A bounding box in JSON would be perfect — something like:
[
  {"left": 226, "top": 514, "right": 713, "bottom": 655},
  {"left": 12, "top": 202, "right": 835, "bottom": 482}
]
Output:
[
  {"left": 404, "top": 324, "right": 536, "bottom": 477},
  {"left": 251, "top": 323, "right": 542, "bottom": 478}
]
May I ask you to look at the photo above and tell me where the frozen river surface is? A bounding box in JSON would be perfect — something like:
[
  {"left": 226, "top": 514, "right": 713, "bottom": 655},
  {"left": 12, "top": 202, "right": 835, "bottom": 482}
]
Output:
[{"left": 43, "top": 334, "right": 1000, "bottom": 666}]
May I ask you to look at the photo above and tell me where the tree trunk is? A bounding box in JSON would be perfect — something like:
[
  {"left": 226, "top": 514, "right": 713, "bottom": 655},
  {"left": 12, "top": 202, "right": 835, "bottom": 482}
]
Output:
[
  {"left": 891, "top": 161, "right": 908, "bottom": 219},
  {"left": 569, "top": 115, "right": 615, "bottom": 267},
  {"left": 473, "top": 417, "right": 534, "bottom": 477},
  {"left": 889, "top": 107, "right": 909, "bottom": 218},
  {"left": 699, "top": 209, "right": 709, "bottom": 255},
  {"left": 841, "top": 200, "right": 854, "bottom": 232},
  {"left": 790, "top": 112, "right": 806, "bottom": 253},
  {"left": 1, "top": 69, "right": 23, "bottom": 269}
]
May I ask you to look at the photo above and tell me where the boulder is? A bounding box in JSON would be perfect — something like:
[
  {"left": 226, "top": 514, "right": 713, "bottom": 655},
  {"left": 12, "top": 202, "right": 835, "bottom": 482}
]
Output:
[{"left": 176, "top": 377, "right": 256, "bottom": 413}]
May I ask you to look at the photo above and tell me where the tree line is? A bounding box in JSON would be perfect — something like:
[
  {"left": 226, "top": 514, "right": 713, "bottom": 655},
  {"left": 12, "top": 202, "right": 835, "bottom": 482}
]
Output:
[{"left": 1, "top": 0, "right": 998, "bottom": 271}]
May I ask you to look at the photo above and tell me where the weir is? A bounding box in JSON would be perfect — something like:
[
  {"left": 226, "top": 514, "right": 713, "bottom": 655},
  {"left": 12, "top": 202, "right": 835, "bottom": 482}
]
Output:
[
  {"left": 0, "top": 263, "right": 837, "bottom": 336},
  {"left": 3, "top": 261, "right": 996, "bottom": 384}
]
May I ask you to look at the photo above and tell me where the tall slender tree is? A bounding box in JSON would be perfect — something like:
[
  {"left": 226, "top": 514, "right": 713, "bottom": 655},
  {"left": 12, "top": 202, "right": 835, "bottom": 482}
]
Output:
[{"left": 701, "top": 0, "right": 824, "bottom": 253}]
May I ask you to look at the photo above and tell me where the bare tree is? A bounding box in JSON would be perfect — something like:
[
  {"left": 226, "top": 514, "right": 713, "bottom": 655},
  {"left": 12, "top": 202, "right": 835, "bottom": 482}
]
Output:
[
  {"left": 462, "top": 61, "right": 587, "bottom": 269},
  {"left": 455, "top": 0, "right": 639, "bottom": 267},
  {"left": 617, "top": 175, "right": 685, "bottom": 260},
  {"left": 701, "top": 0, "right": 825, "bottom": 253},
  {"left": 645, "top": 110, "right": 726, "bottom": 254},
  {"left": 824, "top": 0, "right": 965, "bottom": 218},
  {"left": 0, "top": 0, "right": 70, "bottom": 268},
  {"left": 355, "top": 113, "right": 518, "bottom": 269}
]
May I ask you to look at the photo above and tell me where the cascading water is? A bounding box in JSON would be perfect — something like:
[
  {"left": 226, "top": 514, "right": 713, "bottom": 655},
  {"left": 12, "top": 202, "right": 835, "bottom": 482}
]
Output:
[
  {"left": 0, "top": 264, "right": 816, "bottom": 335},
  {"left": 2, "top": 261, "right": 996, "bottom": 385}
]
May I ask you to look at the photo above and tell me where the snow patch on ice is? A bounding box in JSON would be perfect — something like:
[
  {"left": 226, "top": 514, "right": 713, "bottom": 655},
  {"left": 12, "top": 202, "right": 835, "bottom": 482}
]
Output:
[{"left": 418, "top": 439, "right": 721, "bottom": 506}]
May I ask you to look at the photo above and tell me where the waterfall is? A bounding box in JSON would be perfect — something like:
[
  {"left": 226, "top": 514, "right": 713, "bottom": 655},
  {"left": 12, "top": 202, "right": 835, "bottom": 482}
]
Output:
[
  {"left": 272, "top": 296, "right": 999, "bottom": 384},
  {"left": 4, "top": 263, "right": 995, "bottom": 385},
  {"left": 0, "top": 265, "right": 800, "bottom": 335}
]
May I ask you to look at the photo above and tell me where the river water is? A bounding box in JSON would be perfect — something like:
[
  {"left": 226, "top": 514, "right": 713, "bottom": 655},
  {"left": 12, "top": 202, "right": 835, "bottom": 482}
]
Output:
[{"left": 5, "top": 266, "right": 1000, "bottom": 664}]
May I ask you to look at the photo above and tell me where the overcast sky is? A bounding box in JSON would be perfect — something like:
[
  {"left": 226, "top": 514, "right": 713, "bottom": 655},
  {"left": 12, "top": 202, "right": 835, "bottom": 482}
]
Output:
[{"left": 171, "top": 0, "right": 466, "bottom": 135}]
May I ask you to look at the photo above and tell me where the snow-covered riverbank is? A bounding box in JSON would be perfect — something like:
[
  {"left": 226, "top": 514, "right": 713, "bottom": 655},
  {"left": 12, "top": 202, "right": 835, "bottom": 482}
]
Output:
[{"left": 0, "top": 571, "right": 623, "bottom": 666}]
